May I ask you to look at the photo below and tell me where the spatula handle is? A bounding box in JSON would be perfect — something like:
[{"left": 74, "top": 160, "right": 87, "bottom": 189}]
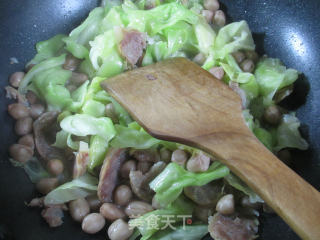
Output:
[
  {"left": 195, "top": 134, "right": 320, "bottom": 240},
  {"left": 102, "top": 57, "right": 320, "bottom": 239}
]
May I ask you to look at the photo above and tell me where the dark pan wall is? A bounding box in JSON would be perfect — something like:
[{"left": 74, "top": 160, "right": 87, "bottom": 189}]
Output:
[{"left": 0, "top": 0, "right": 319, "bottom": 239}]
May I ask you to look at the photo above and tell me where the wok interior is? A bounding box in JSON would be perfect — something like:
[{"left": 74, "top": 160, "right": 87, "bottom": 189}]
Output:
[{"left": 0, "top": 0, "right": 319, "bottom": 239}]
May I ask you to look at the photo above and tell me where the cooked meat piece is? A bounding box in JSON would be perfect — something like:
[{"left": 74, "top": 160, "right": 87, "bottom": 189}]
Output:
[
  {"left": 73, "top": 142, "right": 89, "bottom": 179},
  {"left": 5, "top": 86, "right": 28, "bottom": 105},
  {"left": 131, "top": 149, "right": 160, "bottom": 162},
  {"left": 28, "top": 197, "right": 68, "bottom": 210},
  {"left": 229, "top": 81, "right": 247, "bottom": 109},
  {"left": 184, "top": 180, "right": 225, "bottom": 207},
  {"left": 208, "top": 213, "right": 258, "bottom": 240},
  {"left": 41, "top": 206, "right": 64, "bottom": 227},
  {"left": 33, "top": 111, "right": 65, "bottom": 161},
  {"left": 209, "top": 66, "right": 225, "bottom": 80},
  {"left": 98, "top": 149, "right": 127, "bottom": 202},
  {"left": 5, "top": 86, "right": 18, "bottom": 99},
  {"left": 232, "top": 51, "right": 246, "bottom": 64},
  {"left": 129, "top": 161, "right": 166, "bottom": 201},
  {"left": 120, "top": 30, "right": 146, "bottom": 66}
]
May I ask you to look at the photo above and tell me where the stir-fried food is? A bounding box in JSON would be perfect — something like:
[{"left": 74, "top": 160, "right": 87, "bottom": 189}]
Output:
[{"left": 6, "top": 0, "right": 308, "bottom": 239}]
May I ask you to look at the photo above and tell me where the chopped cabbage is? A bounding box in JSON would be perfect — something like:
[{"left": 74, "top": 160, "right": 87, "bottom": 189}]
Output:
[{"left": 44, "top": 174, "right": 98, "bottom": 205}]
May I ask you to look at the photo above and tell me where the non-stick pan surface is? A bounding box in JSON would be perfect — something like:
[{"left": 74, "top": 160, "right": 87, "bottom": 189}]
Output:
[{"left": 0, "top": 0, "right": 319, "bottom": 239}]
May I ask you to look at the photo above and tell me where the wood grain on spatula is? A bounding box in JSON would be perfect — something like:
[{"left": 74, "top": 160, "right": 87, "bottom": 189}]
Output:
[{"left": 101, "top": 57, "right": 320, "bottom": 240}]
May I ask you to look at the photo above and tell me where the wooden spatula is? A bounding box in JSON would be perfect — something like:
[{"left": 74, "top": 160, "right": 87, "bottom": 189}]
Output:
[{"left": 101, "top": 57, "right": 320, "bottom": 240}]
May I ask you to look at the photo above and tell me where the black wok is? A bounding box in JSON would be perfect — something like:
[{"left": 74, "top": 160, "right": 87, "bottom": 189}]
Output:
[{"left": 0, "top": 0, "right": 319, "bottom": 239}]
